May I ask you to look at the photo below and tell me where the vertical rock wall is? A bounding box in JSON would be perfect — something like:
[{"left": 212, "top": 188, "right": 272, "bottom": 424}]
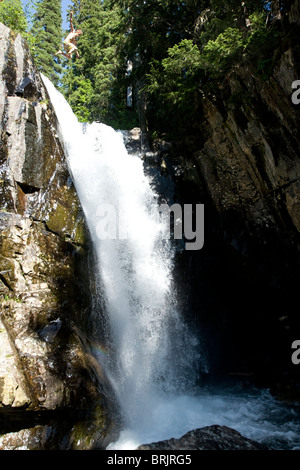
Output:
[
  {"left": 0, "top": 24, "right": 114, "bottom": 448},
  {"left": 167, "top": 3, "right": 300, "bottom": 395}
]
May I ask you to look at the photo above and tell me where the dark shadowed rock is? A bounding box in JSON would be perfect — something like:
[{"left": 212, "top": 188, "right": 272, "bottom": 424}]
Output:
[
  {"left": 137, "top": 425, "right": 268, "bottom": 450},
  {"left": 154, "top": 1, "right": 300, "bottom": 399}
]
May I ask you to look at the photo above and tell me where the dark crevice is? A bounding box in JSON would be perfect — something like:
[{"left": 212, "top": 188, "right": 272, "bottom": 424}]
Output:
[
  {"left": 16, "top": 181, "right": 40, "bottom": 194},
  {"left": 2, "top": 32, "right": 17, "bottom": 96},
  {"left": 0, "top": 273, "right": 13, "bottom": 291},
  {"left": 0, "top": 407, "right": 87, "bottom": 435}
]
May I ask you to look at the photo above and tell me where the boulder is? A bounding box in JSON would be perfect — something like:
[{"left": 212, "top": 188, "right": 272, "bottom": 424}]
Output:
[{"left": 137, "top": 425, "right": 268, "bottom": 450}]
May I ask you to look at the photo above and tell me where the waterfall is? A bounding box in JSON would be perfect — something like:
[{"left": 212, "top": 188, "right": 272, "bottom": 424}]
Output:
[
  {"left": 42, "top": 75, "right": 300, "bottom": 451},
  {"left": 41, "top": 74, "right": 203, "bottom": 439}
]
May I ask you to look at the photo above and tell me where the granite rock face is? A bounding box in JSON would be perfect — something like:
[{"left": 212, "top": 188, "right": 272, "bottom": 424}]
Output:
[{"left": 0, "top": 23, "right": 114, "bottom": 448}]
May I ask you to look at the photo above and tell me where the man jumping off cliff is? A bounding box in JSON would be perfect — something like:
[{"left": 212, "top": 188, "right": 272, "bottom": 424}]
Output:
[{"left": 55, "top": 11, "right": 82, "bottom": 60}]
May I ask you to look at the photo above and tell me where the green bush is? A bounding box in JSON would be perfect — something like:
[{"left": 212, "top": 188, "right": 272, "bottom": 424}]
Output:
[
  {"left": 0, "top": 0, "right": 27, "bottom": 33},
  {"left": 200, "top": 27, "right": 244, "bottom": 77}
]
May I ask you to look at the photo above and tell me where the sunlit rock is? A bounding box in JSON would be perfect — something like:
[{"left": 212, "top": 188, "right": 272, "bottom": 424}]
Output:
[{"left": 0, "top": 22, "right": 114, "bottom": 448}]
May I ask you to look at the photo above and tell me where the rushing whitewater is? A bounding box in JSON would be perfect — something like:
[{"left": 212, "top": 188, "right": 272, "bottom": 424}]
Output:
[
  {"left": 42, "top": 75, "right": 300, "bottom": 450},
  {"left": 41, "top": 74, "right": 202, "bottom": 428}
]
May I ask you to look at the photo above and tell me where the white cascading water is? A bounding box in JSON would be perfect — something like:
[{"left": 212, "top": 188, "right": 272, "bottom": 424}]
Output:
[{"left": 42, "top": 75, "right": 300, "bottom": 450}]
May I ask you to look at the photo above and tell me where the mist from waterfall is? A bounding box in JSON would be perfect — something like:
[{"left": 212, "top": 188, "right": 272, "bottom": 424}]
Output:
[{"left": 42, "top": 75, "right": 300, "bottom": 451}]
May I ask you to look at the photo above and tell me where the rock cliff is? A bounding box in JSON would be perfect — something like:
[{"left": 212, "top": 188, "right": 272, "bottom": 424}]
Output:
[
  {"left": 0, "top": 23, "right": 114, "bottom": 449},
  {"left": 157, "top": 1, "right": 300, "bottom": 397}
]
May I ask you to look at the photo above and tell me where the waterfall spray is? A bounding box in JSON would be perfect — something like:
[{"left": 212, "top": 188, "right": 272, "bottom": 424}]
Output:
[
  {"left": 41, "top": 75, "right": 300, "bottom": 451},
  {"left": 41, "top": 74, "right": 202, "bottom": 432}
]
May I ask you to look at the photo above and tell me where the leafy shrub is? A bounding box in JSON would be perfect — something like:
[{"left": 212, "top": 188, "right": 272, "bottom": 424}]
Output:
[
  {"left": 200, "top": 27, "right": 244, "bottom": 77},
  {"left": 0, "top": 0, "right": 27, "bottom": 33}
]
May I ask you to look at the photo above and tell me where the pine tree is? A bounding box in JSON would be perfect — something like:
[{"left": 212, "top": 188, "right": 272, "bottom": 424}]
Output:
[
  {"left": 30, "top": 0, "right": 63, "bottom": 85},
  {"left": 59, "top": 0, "right": 279, "bottom": 134},
  {"left": 134, "top": 0, "right": 272, "bottom": 136},
  {"left": 62, "top": 0, "right": 137, "bottom": 128},
  {"left": 111, "top": 0, "right": 205, "bottom": 132}
]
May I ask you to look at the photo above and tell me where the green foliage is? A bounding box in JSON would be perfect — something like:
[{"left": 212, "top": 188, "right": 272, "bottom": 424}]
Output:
[
  {"left": 30, "top": 0, "right": 63, "bottom": 85},
  {"left": 107, "top": 107, "right": 139, "bottom": 131},
  {"left": 66, "top": 75, "right": 93, "bottom": 122},
  {"left": 1, "top": 0, "right": 284, "bottom": 139},
  {"left": 0, "top": 0, "right": 36, "bottom": 51},
  {"left": 0, "top": 0, "right": 27, "bottom": 33},
  {"left": 200, "top": 27, "right": 245, "bottom": 77},
  {"left": 146, "top": 39, "right": 201, "bottom": 117},
  {"left": 244, "top": 13, "right": 281, "bottom": 80},
  {"left": 61, "top": 0, "right": 137, "bottom": 127},
  {"left": 141, "top": 1, "right": 275, "bottom": 136},
  {"left": 3, "top": 294, "right": 22, "bottom": 303},
  {"left": 162, "top": 39, "right": 201, "bottom": 80},
  {"left": 21, "top": 0, "right": 284, "bottom": 138}
]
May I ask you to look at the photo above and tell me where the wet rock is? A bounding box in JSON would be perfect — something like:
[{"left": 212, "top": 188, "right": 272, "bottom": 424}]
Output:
[
  {"left": 122, "top": 127, "right": 142, "bottom": 154},
  {"left": 0, "top": 317, "right": 29, "bottom": 407},
  {"left": 137, "top": 425, "right": 268, "bottom": 450},
  {"left": 0, "top": 22, "right": 115, "bottom": 448},
  {"left": 0, "top": 405, "right": 114, "bottom": 450},
  {"left": 0, "top": 425, "right": 51, "bottom": 450}
]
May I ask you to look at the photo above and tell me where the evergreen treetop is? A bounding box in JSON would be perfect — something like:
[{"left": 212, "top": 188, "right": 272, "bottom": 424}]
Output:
[
  {"left": 30, "top": 0, "right": 63, "bottom": 85},
  {"left": 22, "top": 0, "right": 291, "bottom": 136}
]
